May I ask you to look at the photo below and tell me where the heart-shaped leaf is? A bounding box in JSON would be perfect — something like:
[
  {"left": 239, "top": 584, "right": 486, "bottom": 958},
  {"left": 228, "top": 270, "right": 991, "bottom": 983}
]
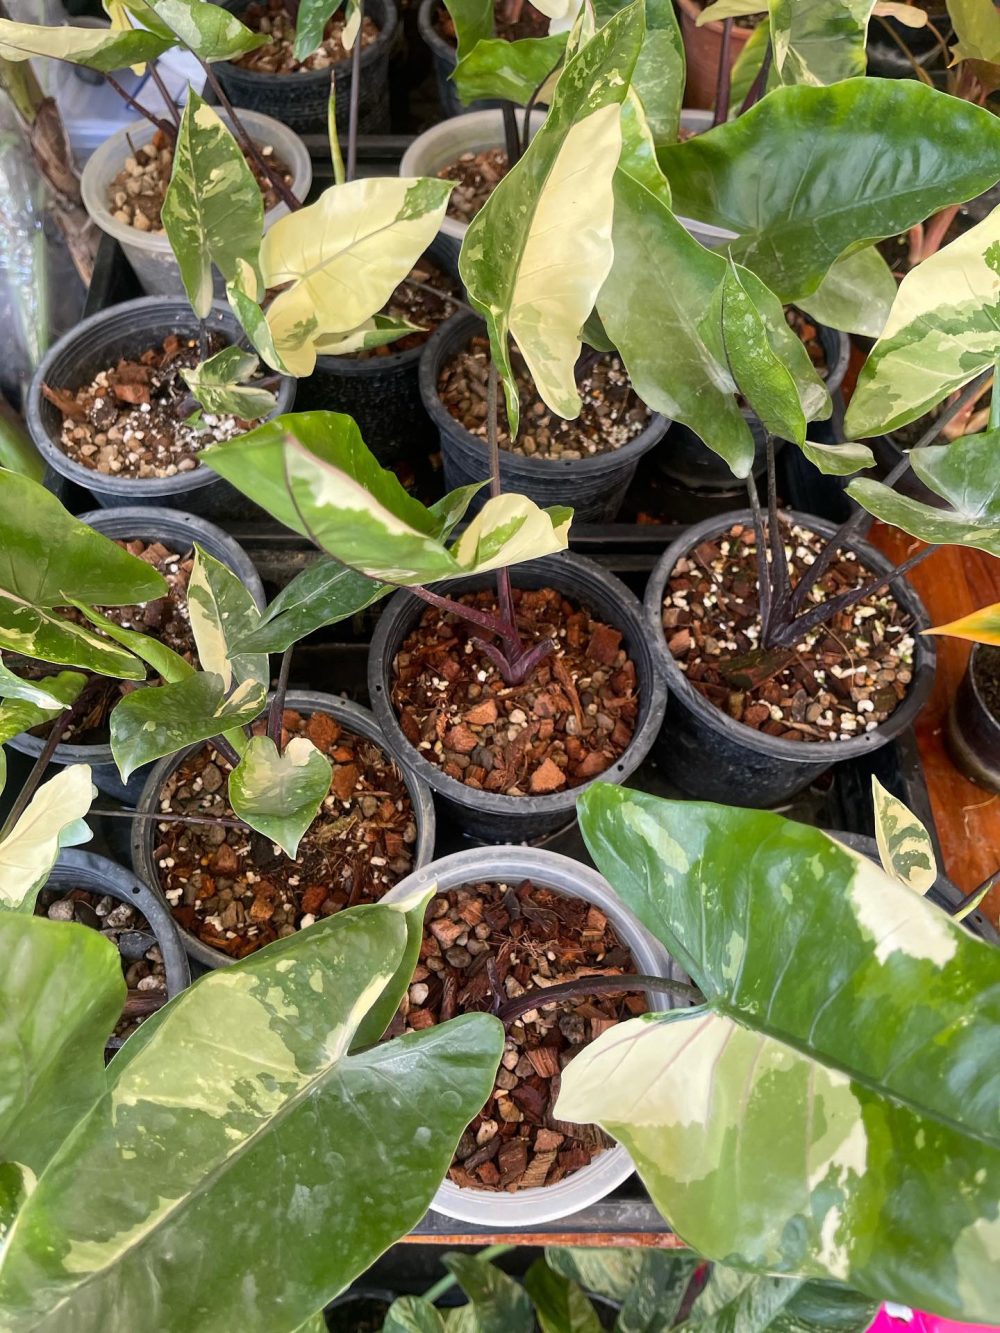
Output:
[
  {"left": 0, "top": 765, "right": 95, "bottom": 913},
  {"left": 872, "top": 776, "right": 936, "bottom": 895},
  {"left": 228, "top": 735, "right": 332, "bottom": 858},
  {"left": 186, "top": 546, "right": 267, "bottom": 691},
  {"left": 0, "top": 17, "right": 170, "bottom": 68},
  {"left": 181, "top": 346, "right": 277, "bottom": 421}
]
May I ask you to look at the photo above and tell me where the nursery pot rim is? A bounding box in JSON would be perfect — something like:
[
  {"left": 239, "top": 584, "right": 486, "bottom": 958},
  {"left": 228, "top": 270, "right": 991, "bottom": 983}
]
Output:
[
  {"left": 419, "top": 311, "right": 671, "bottom": 476},
  {"left": 4, "top": 506, "right": 265, "bottom": 773},
  {"left": 417, "top": 0, "right": 455, "bottom": 63},
  {"left": 380, "top": 844, "right": 677, "bottom": 1225},
  {"left": 367, "top": 550, "right": 667, "bottom": 820},
  {"left": 214, "top": 0, "right": 398, "bottom": 84},
  {"left": 131, "top": 689, "right": 437, "bottom": 970},
  {"left": 643, "top": 507, "right": 936, "bottom": 765},
  {"left": 26, "top": 296, "right": 296, "bottom": 500}
]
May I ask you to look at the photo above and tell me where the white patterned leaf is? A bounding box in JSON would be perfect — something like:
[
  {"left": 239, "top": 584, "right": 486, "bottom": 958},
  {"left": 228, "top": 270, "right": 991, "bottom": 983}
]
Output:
[
  {"left": 872, "top": 777, "right": 937, "bottom": 895},
  {"left": 0, "top": 17, "right": 170, "bottom": 68},
  {"left": 186, "top": 546, "right": 267, "bottom": 691},
  {"left": 181, "top": 346, "right": 276, "bottom": 421},
  {"left": 0, "top": 766, "right": 95, "bottom": 913},
  {"left": 228, "top": 735, "right": 332, "bottom": 859}
]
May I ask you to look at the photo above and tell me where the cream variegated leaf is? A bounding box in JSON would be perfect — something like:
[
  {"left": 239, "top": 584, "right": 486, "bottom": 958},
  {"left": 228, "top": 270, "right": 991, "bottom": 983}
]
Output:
[
  {"left": 452, "top": 495, "right": 572, "bottom": 574},
  {"left": 871, "top": 778, "right": 937, "bottom": 895},
  {"left": 311, "top": 316, "right": 422, "bottom": 356},
  {"left": 186, "top": 546, "right": 268, "bottom": 691},
  {"left": 180, "top": 347, "right": 277, "bottom": 421},
  {"left": 0, "top": 16, "right": 170, "bottom": 68},
  {"left": 0, "top": 766, "right": 95, "bottom": 913},
  {"left": 228, "top": 735, "right": 332, "bottom": 859},
  {"left": 797, "top": 246, "right": 896, "bottom": 338},
  {"left": 799, "top": 440, "right": 875, "bottom": 475}
]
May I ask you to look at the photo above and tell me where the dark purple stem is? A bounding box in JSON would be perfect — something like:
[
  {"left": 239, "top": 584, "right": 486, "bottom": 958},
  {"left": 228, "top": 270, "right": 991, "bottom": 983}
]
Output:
[
  {"left": 148, "top": 61, "right": 181, "bottom": 129},
  {"left": 93, "top": 807, "right": 248, "bottom": 831},
  {"left": 713, "top": 17, "right": 735, "bottom": 126},
  {"left": 738, "top": 38, "right": 772, "bottom": 115},
  {"left": 268, "top": 647, "right": 293, "bottom": 750},
  {"left": 497, "top": 974, "right": 702, "bottom": 1026},
  {"left": 104, "top": 74, "right": 174, "bottom": 138}
]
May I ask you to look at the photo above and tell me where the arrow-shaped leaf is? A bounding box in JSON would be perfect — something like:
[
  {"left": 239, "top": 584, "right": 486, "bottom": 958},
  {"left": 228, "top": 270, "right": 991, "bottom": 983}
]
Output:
[
  {"left": 0, "top": 17, "right": 171, "bottom": 69},
  {"left": 872, "top": 776, "right": 937, "bottom": 896},
  {"left": 925, "top": 601, "right": 1000, "bottom": 646},
  {"left": 228, "top": 735, "right": 332, "bottom": 858}
]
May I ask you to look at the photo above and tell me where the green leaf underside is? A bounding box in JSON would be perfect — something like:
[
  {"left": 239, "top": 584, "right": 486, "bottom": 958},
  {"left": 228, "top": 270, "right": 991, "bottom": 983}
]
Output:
[
  {"left": 228, "top": 735, "right": 332, "bottom": 858},
  {"left": 872, "top": 776, "right": 937, "bottom": 895}
]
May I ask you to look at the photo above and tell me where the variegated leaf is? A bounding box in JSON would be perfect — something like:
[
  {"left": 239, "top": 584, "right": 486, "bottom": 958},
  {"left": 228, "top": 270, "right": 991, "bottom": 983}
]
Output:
[
  {"left": 799, "top": 440, "right": 875, "bottom": 476},
  {"left": 0, "top": 17, "right": 170, "bottom": 69},
  {"left": 453, "top": 33, "right": 568, "bottom": 106},
  {"left": 231, "top": 560, "right": 390, "bottom": 655},
  {"left": 0, "top": 667, "right": 87, "bottom": 746},
  {"left": 0, "top": 903, "right": 504, "bottom": 1332},
  {"left": 162, "top": 92, "right": 264, "bottom": 320},
  {"left": 146, "top": 0, "right": 268, "bottom": 60},
  {"left": 67, "top": 601, "right": 194, "bottom": 685},
  {"left": 311, "top": 315, "right": 423, "bottom": 357},
  {"left": 872, "top": 777, "right": 937, "bottom": 895},
  {"left": 441, "top": 1253, "right": 535, "bottom": 1333},
  {"left": 678, "top": 1260, "right": 877, "bottom": 1330},
  {"left": 0, "top": 766, "right": 95, "bottom": 913},
  {"left": 382, "top": 1296, "right": 447, "bottom": 1333},
  {"left": 797, "top": 247, "right": 896, "bottom": 339},
  {"left": 186, "top": 546, "right": 267, "bottom": 691},
  {"left": 181, "top": 346, "right": 276, "bottom": 421},
  {"left": 845, "top": 204, "right": 1000, "bottom": 438},
  {"left": 545, "top": 1246, "right": 699, "bottom": 1330},
  {"left": 697, "top": 0, "right": 761, "bottom": 21},
  {"left": 227, "top": 259, "right": 290, "bottom": 374},
  {"left": 459, "top": 3, "right": 643, "bottom": 435},
  {"left": 260, "top": 178, "right": 452, "bottom": 377},
  {"left": 925, "top": 601, "right": 1000, "bottom": 646},
  {"left": 0, "top": 1164, "right": 34, "bottom": 1248},
  {"left": 768, "top": 0, "right": 879, "bottom": 87},
  {"left": 600, "top": 0, "right": 685, "bottom": 147},
  {"left": 562, "top": 785, "right": 1000, "bottom": 1323},
  {"left": 291, "top": 0, "right": 346, "bottom": 60},
  {"left": 228, "top": 735, "right": 332, "bottom": 859},
  {"left": 0, "top": 913, "right": 123, "bottom": 1173}
]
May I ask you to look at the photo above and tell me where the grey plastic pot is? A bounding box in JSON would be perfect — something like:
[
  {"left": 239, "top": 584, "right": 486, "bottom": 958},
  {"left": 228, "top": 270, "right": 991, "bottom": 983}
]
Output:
[
  {"left": 368, "top": 552, "right": 667, "bottom": 843},
  {"left": 5, "top": 507, "right": 265, "bottom": 806},
  {"left": 399, "top": 109, "right": 546, "bottom": 268},
  {"left": 420, "top": 313, "right": 670, "bottom": 523},
  {"left": 294, "top": 236, "right": 462, "bottom": 464},
  {"left": 213, "top": 0, "right": 397, "bottom": 134},
  {"left": 644, "top": 509, "right": 936, "bottom": 807},
  {"left": 26, "top": 297, "right": 296, "bottom": 515},
  {"left": 417, "top": 0, "right": 469, "bottom": 119},
  {"left": 131, "top": 689, "right": 437, "bottom": 969},
  {"left": 381, "top": 845, "right": 678, "bottom": 1225},
  {"left": 80, "top": 112, "right": 311, "bottom": 299},
  {"left": 948, "top": 643, "right": 1000, "bottom": 796},
  {"left": 45, "top": 848, "right": 191, "bottom": 1050}
]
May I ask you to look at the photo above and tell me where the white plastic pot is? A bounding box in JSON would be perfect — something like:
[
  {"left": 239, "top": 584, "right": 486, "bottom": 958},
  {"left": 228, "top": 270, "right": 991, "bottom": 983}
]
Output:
[
  {"left": 381, "top": 846, "right": 680, "bottom": 1226},
  {"left": 80, "top": 111, "right": 312, "bottom": 298}
]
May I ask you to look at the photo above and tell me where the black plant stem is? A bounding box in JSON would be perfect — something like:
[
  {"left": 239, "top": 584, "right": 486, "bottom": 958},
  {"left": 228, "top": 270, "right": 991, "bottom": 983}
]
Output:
[
  {"left": 762, "top": 436, "right": 792, "bottom": 647},
  {"left": 502, "top": 101, "right": 522, "bottom": 168},
  {"left": 93, "top": 807, "right": 248, "bottom": 832},
  {"left": 268, "top": 647, "right": 294, "bottom": 749},
  {"left": 951, "top": 870, "right": 998, "bottom": 918},
  {"left": 0, "top": 700, "right": 85, "bottom": 841},
  {"left": 346, "top": 0, "right": 364, "bottom": 182},
  {"left": 745, "top": 473, "right": 772, "bottom": 641},
  {"left": 713, "top": 18, "right": 735, "bottom": 126},
  {"left": 498, "top": 974, "right": 703, "bottom": 1026},
  {"left": 211, "top": 734, "right": 244, "bottom": 768},
  {"left": 521, "top": 55, "right": 563, "bottom": 154},
  {"left": 738, "top": 38, "right": 772, "bottom": 115},
  {"left": 199, "top": 61, "right": 301, "bottom": 212},
  {"left": 148, "top": 61, "right": 182, "bottom": 129},
  {"left": 400, "top": 278, "right": 474, "bottom": 316},
  {"left": 104, "top": 74, "right": 174, "bottom": 137}
]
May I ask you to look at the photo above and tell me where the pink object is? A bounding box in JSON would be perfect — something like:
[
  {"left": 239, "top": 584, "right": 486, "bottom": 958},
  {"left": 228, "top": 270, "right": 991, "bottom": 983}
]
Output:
[{"left": 869, "top": 1308, "right": 1000, "bottom": 1332}]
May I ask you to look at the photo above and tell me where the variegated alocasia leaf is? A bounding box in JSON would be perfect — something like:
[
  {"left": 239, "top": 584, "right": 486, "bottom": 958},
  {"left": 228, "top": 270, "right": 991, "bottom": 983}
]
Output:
[
  {"left": 440, "top": 1253, "right": 535, "bottom": 1333},
  {"left": 232, "top": 560, "right": 390, "bottom": 655},
  {"left": 0, "top": 471, "right": 164, "bottom": 678},
  {"left": 797, "top": 246, "right": 896, "bottom": 339},
  {"left": 601, "top": 0, "right": 684, "bottom": 147},
  {"left": 767, "top": 0, "right": 878, "bottom": 87},
  {"left": 291, "top": 0, "right": 350, "bottom": 60},
  {"left": 0, "top": 666, "right": 87, "bottom": 746},
  {"left": 227, "top": 259, "right": 291, "bottom": 374},
  {"left": 559, "top": 785, "right": 1000, "bottom": 1323},
  {"left": 799, "top": 441, "right": 875, "bottom": 475},
  {"left": 545, "top": 1246, "right": 699, "bottom": 1330},
  {"left": 847, "top": 429, "right": 1000, "bottom": 556},
  {"left": 947, "top": 0, "right": 1000, "bottom": 64},
  {"left": 382, "top": 1295, "right": 447, "bottom": 1332},
  {"left": 0, "top": 912, "right": 123, "bottom": 1173},
  {"left": 658, "top": 80, "right": 1000, "bottom": 303},
  {"left": 141, "top": 0, "right": 268, "bottom": 61},
  {"left": 453, "top": 33, "right": 568, "bottom": 105},
  {"left": 679, "top": 1266, "right": 878, "bottom": 1331},
  {"left": 0, "top": 17, "right": 171, "bottom": 68},
  {"left": 845, "top": 205, "right": 1000, "bottom": 438},
  {"left": 459, "top": 2, "right": 644, "bottom": 436},
  {"left": 67, "top": 601, "right": 194, "bottom": 685},
  {"left": 697, "top": 0, "right": 761, "bottom": 20},
  {"left": 110, "top": 673, "right": 266, "bottom": 781},
  {"left": 186, "top": 545, "right": 267, "bottom": 691},
  {"left": 181, "top": 346, "right": 277, "bottom": 421},
  {"left": 260, "top": 178, "right": 452, "bottom": 377},
  {"left": 0, "top": 766, "right": 95, "bottom": 914},
  {"left": 524, "top": 1258, "right": 602, "bottom": 1333},
  {"left": 311, "top": 315, "right": 423, "bottom": 357},
  {"left": 228, "top": 735, "right": 332, "bottom": 859},
  {"left": 0, "top": 900, "right": 504, "bottom": 1333},
  {"left": 872, "top": 777, "right": 937, "bottom": 896},
  {"left": 925, "top": 601, "right": 1000, "bottom": 646},
  {"left": 162, "top": 92, "right": 264, "bottom": 320}
]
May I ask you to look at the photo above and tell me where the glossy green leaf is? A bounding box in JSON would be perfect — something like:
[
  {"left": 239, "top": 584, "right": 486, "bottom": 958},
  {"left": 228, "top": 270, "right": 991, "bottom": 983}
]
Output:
[
  {"left": 441, "top": 0, "right": 493, "bottom": 68},
  {"left": 947, "top": 0, "right": 1000, "bottom": 63},
  {"left": 678, "top": 1268, "right": 877, "bottom": 1331},
  {"left": 524, "top": 1259, "right": 602, "bottom": 1333},
  {"left": 0, "top": 408, "right": 43, "bottom": 484},
  {"left": 181, "top": 346, "right": 277, "bottom": 421},
  {"left": 454, "top": 33, "right": 567, "bottom": 105},
  {"left": 872, "top": 777, "right": 936, "bottom": 895},
  {"left": 110, "top": 672, "right": 265, "bottom": 781},
  {"left": 233, "top": 559, "right": 390, "bottom": 654},
  {"left": 544, "top": 1247, "right": 699, "bottom": 1331},
  {"left": 68, "top": 601, "right": 194, "bottom": 685},
  {"left": 0, "top": 904, "right": 504, "bottom": 1332},
  {"left": 0, "top": 17, "right": 170, "bottom": 69},
  {"left": 0, "top": 913, "right": 123, "bottom": 1173},
  {"left": 162, "top": 92, "right": 264, "bottom": 319},
  {"left": 228, "top": 735, "right": 332, "bottom": 858},
  {"left": 0, "top": 766, "right": 95, "bottom": 913},
  {"left": 0, "top": 659, "right": 85, "bottom": 712},
  {"left": 698, "top": 0, "right": 761, "bottom": 20},
  {"left": 0, "top": 1164, "right": 33, "bottom": 1247},
  {"left": 443, "top": 1253, "right": 535, "bottom": 1333},
  {"left": 561, "top": 785, "right": 1000, "bottom": 1322},
  {"left": 767, "top": 0, "right": 876, "bottom": 87},
  {"left": 460, "top": 3, "right": 643, "bottom": 434},
  {"left": 351, "top": 887, "right": 434, "bottom": 1051},
  {"left": 384, "top": 1297, "right": 447, "bottom": 1333},
  {"left": 186, "top": 546, "right": 267, "bottom": 691},
  {"left": 292, "top": 0, "right": 345, "bottom": 60},
  {"left": 145, "top": 0, "right": 268, "bottom": 60},
  {"left": 845, "top": 205, "right": 1000, "bottom": 437},
  {"left": 658, "top": 80, "right": 1000, "bottom": 302},
  {"left": 797, "top": 247, "right": 896, "bottom": 338},
  {"left": 618, "top": 0, "right": 685, "bottom": 147},
  {"left": 799, "top": 441, "right": 875, "bottom": 475},
  {"left": 720, "top": 258, "right": 807, "bottom": 446}
]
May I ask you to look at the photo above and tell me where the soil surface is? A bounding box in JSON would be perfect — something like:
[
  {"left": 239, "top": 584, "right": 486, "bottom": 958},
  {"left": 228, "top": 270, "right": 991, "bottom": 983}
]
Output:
[
  {"left": 435, "top": 0, "right": 549, "bottom": 45},
  {"left": 664, "top": 520, "right": 916, "bottom": 742},
  {"left": 392, "top": 586, "right": 639, "bottom": 795},
  {"left": 43, "top": 333, "right": 251, "bottom": 479},
  {"left": 154, "top": 709, "right": 419, "bottom": 959},
  {"left": 387, "top": 878, "right": 645, "bottom": 1192},
  {"left": 354, "top": 255, "right": 463, "bottom": 359},
  {"left": 439, "top": 147, "right": 508, "bottom": 223},
  {"left": 107, "top": 128, "right": 292, "bottom": 231},
  {"left": 974, "top": 645, "right": 1000, "bottom": 720},
  {"left": 235, "top": 0, "right": 380, "bottom": 70},
  {"left": 36, "top": 887, "right": 167, "bottom": 1041},
  {"left": 438, "top": 334, "right": 651, "bottom": 459}
]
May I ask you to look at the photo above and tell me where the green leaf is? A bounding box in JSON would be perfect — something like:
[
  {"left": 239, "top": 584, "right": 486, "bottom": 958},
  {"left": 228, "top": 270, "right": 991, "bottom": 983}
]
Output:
[
  {"left": 678, "top": 1267, "right": 877, "bottom": 1331},
  {"left": 311, "top": 315, "right": 424, "bottom": 357},
  {"left": 767, "top": 0, "right": 876, "bottom": 87},
  {"left": 227, "top": 259, "right": 292, "bottom": 375},
  {"left": 698, "top": 0, "right": 762, "bottom": 20},
  {"left": 0, "top": 659, "right": 85, "bottom": 712},
  {"left": 872, "top": 777, "right": 937, "bottom": 896},
  {"left": 110, "top": 672, "right": 266, "bottom": 781},
  {"left": 233, "top": 559, "right": 391, "bottom": 654},
  {"left": 799, "top": 441, "right": 875, "bottom": 476},
  {"left": 544, "top": 1247, "right": 698, "bottom": 1332},
  {"left": 524, "top": 1259, "right": 602, "bottom": 1333},
  {"left": 443, "top": 1253, "right": 535, "bottom": 1333},
  {"left": 0, "top": 913, "right": 123, "bottom": 1173},
  {"left": 658, "top": 80, "right": 1000, "bottom": 302},
  {"left": 384, "top": 1297, "right": 447, "bottom": 1333},
  {"left": 145, "top": 0, "right": 268, "bottom": 61},
  {"left": 0, "top": 1164, "right": 34, "bottom": 1247},
  {"left": 796, "top": 247, "right": 896, "bottom": 338},
  {"left": 560, "top": 785, "right": 1000, "bottom": 1322},
  {"left": 947, "top": 0, "right": 1000, "bottom": 63},
  {"left": 845, "top": 205, "right": 1000, "bottom": 438},
  {"left": 454, "top": 33, "right": 568, "bottom": 105},
  {"left": 67, "top": 601, "right": 194, "bottom": 685},
  {"left": 0, "top": 408, "right": 43, "bottom": 483},
  {"left": 292, "top": 0, "right": 344, "bottom": 59},
  {"left": 0, "top": 471, "right": 164, "bottom": 678},
  {"left": 0, "top": 905, "right": 504, "bottom": 1332},
  {"left": 441, "top": 0, "right": 493, "bottom": 67},
  {"left": 460, "top": 3, "right": 644, "bottom": 435},
  {"left": 0, "top": 766, "right": 95, "bottom": 913},
  {"left": 181, "top": 346, "right": 277, "bottom": 421},
  {"left": 0, "top": 17, "right": 171, "bottom": 69},
  {"left": 162, "top": 92, "right": 264, "bottom": 320},
  {"left": 186, "top": 545, "right": 267, "bottom": 691},
  {"left": 228, "top": 735, "right": 332, "bottom": 858},
  {"left": 601, "top": 0, "right": 685, "bottom": 147}
]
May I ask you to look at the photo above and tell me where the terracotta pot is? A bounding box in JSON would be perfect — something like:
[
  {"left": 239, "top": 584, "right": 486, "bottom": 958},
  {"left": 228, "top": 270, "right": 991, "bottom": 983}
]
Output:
[{"left": 676, "top": 0, "right": 754, "bottom": 111}]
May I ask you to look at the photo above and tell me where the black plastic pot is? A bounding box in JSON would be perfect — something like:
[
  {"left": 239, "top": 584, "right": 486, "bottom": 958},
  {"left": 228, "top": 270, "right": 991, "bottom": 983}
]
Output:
[
  {"left": 866, "top": 14, "right": 951, "bottom": 82},
  {"left": 213, "top": 0, "right": 397, "bottom": 134},
  {"left": 948, "top": 643, "right": 1000, "bottom": 795},
  {"left": 131, "top": 689, "right": 437, "bottom": 969},
  {"left": 44, "top": 848, "right": 191, "bottom": 1051},
  {"left": 26, "top": 297, "right": 296, "bottom": 516},
  {"left": 643, "top": 509, "right": 936, "bottom": 807},
  {"left": 416, "top": 0, "right": 497, "bottom": 117},
  {"left": 294, "top": 237, "right": 462, "bottom": 464},
  {"left": 368, "top": 552, "right": 668, "bottom": 843},
  {"left": 420, "top": 314, "right": 670, "bottom": 524},
  {"left": 5, "top": 508, "right": 265, "bottom": 805}
]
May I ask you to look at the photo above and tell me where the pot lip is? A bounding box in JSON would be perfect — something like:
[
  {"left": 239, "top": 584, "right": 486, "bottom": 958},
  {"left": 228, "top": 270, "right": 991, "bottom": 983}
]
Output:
[
  {"left": 419, "top": 311, "right": 670, "bottom": 473},
  {"left": 966, "top": 642, "right": 1000, "bottom": 738},
  {"left": 130, "top": 689, "right": 437, "bottom": 970},
  {"left": 25, "top": 296, "right": 296, "bottom": 497},
  {"left": 643, "top": 507, "right": 937, "bottom": 763},
  {"left": 367, "top": 550, "right": 668, "bottom": 818},
  {"left": 5, "top": 505, "right": 266, "bottom": 768},
  {"left": 380, "top": 845, "right": 677, "bottom": 1224},
  {"left": 676, "top": 0, "right": 755, "bottom": 38},
  {"left": 417, "top": 0, "right": 455, "bottom": 61},
  {"left": 214, "top": 0, "right": 398, "bottom": 81}
]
